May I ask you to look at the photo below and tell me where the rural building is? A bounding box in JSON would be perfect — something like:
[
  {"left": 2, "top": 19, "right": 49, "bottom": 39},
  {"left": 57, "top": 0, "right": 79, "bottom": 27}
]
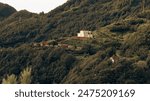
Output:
[
  {"left": 110, "top": 55, "right": 120, "bottom": 64},
  {"left": 77, "top": 30, "right": 93, "bottom": 38},
  {"left": 40, "top": 41, "right": 49, "bottom": 47},
  {"left": 33, "top": 43, "right": 40, "bottom": 47}
]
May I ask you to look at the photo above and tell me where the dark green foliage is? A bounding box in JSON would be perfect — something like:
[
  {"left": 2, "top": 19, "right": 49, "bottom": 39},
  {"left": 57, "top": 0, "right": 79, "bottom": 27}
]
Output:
[
  {"left": 60, "top": 54, "right": 76, "bottom": 69},
  {"left": 137, "top": 48, "right": 148, "bottom": 60},
  {"left": 128, "top": 18, "right": 145, "bottom": 25},
  {"left": 110, "top": 24, "right": 130, "bottom": 33},
  {"left": 137, "top": 10, "right": 150, "bottom": 19},
  {"left": 81, "top": 44, "right": 97, "bottom": 55},
  {"left": 1, "top": 0, "right": 150, "bottom": 47},
  {"left": 0, "top": 46, "right": 76, "bottom": 84},
  {"left": 146, "top": 56, "right": 150, "bottom": 67},
  {"left": 0, "top": 0, "right": 150, "bottom": 84},
  {"left": 105, "top": 47, "right": 116, "bottom": 57}
]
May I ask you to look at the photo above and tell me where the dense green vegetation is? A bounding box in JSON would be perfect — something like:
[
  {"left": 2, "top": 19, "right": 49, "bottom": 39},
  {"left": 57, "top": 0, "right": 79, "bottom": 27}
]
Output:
[
  {"left": 0, "top": 3, "right": 16, "bottom": 21},
  {"left": 1, "top": 0, "right": 150, "bottom": 47},
  {"left": 0, "top": 0, "right": 150, "bottom": 84}
]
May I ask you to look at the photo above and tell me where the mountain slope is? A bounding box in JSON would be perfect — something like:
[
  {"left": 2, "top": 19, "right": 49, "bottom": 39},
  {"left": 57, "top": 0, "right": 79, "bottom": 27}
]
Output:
[
  {"left": 0, "top": 0, "right": 150, "bottom": 84},
  {"left": 0, "top": 0, "right": 150, "bottom": 47},
  {"left": 44, "top": 0, "right": 150, "bottom": 37},
  {"left": 0, "top": 10, "right": 47, "bottom": 47},
  {"left": 0, "top": 3, "right": 16, "bottom": 21}
]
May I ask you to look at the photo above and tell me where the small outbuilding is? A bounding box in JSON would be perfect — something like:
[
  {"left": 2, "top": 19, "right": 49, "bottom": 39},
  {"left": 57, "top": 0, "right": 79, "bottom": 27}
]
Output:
[{"left": 77, "top": 30, "right": 93, "bottom": 38}]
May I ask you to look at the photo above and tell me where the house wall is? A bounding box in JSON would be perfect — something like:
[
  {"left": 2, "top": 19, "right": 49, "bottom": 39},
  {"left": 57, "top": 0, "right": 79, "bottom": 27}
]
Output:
[
  {"left": 77, "top": 30, "right": 93, "bottom": 38},
  {"left": 77, "top": 33, "right": 84, "bottom": 37}
]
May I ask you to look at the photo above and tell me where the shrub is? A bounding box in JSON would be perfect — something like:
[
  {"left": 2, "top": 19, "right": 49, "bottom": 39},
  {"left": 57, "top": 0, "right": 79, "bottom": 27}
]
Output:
[
  {"left": 137, "top": 11, "right": 150, "bottom": 19},
  {"left": 61, "top": 54, "right": 76, "bottom": 69},
  {"left": 82, "top": 44, "right": 94, "bottom": 55},
  {"left": 135, "top": 61, "right": 147, "bottom": 69},
  {"left": 2, "top": 74, "right": 17, "bottom": 84},
  {"left": 19, "top": 67, "right": 32, "bottom": 84},
  {"left": 2, "top": 67, "right": 32, "bottom": 84},
  {"left": 105, "top": 47, "right": 116, "bottom": 57},
  {"left": 110, "top": 24, "right": 130, "bottom": 33},
  {"left": 128, "top": 19, "right": 144, "bottom": 25},
  {"left": 137, "top": 48, "right": 148, "bottom": 60}
]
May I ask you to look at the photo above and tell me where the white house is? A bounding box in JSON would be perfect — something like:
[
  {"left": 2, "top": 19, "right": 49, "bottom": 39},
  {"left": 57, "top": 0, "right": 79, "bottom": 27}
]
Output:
[{"left": 77, "top": 30, "right": 93, "bottom": 38}]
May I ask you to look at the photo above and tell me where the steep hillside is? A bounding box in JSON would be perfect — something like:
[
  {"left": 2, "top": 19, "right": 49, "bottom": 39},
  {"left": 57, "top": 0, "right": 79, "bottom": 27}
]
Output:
[
  {"left": 62, "top": 17, "right": 150, "bottom": 84},
  {"left": 0, "top": 3, "right": 16, "bottom": 21},
  {"left": 0, "top": 10, "right": 48, "bottom": 47},
  {"left": 44, "top": 0, "right": 150, "bottom": 37},
  {"left": 0, "top": 0, "right": 150, "bottom": 47},
  {"left": 0, "top": 0, "right": 150, "bottom": 84}
]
